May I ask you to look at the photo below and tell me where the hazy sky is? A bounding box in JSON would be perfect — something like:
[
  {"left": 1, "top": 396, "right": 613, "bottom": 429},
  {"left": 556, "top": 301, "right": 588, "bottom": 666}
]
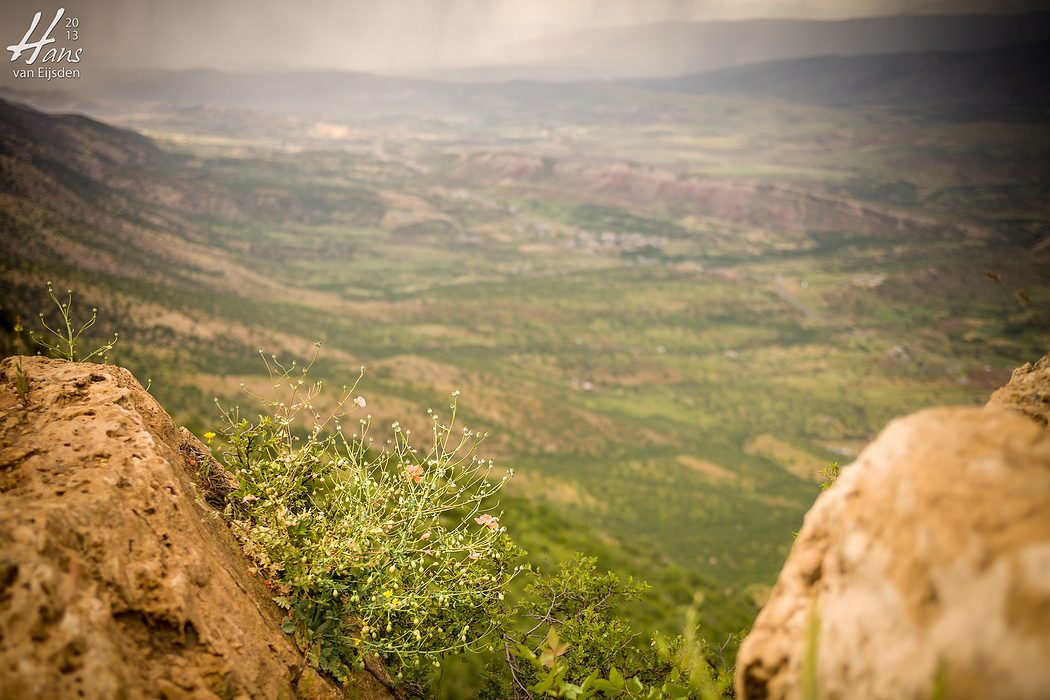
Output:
[{"left": 1, "top": 0, "right": 1037, "bottom": 71}]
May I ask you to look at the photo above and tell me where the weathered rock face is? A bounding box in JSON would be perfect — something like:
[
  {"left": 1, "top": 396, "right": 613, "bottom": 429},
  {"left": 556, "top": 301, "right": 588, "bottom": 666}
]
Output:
[
  {"left": 0, "top": 356, "right": 395, "bottom": 700},
  {"left": 735, "top": 406, "right": 1050, "bottom": 700},
  {"left": 987, "top": 354, "right": 1050, "bottom": 427}
]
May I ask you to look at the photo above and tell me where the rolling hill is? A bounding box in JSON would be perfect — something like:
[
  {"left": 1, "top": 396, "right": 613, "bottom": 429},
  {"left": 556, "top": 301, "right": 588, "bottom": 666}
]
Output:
[
  {"left": 2, "top": 56, "right": 1047, "bottom": 646},
  {"left": 638, "top": 40, "right": 1050, "bottom": 106},
  {"left": 23, "top": 33, "right": 1048, "bottom": 131},
  {"left": 440, "top": 12, "right": 1050, "bottom": 80},
  {"left": 0, "top": 95, "right": 767, "bottom": 639}
]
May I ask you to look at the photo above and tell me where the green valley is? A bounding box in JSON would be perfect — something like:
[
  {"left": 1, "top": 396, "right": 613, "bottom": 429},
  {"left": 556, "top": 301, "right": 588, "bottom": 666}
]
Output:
[{"left": 2, "top": 52, "right": 1047, "bottom": 662}]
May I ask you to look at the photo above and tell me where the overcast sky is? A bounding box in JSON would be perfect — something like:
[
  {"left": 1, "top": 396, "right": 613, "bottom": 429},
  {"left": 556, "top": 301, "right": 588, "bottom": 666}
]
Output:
[{"left": 1, "top": 0, "right": 1038, "bottom": 71}]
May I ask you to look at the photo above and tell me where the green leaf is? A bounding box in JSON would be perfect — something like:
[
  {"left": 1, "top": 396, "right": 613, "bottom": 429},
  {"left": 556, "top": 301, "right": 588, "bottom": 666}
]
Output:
[
  {"left": 532, "top": 676, "right": 554, "bottom": 694},
  {"left": 562, "top": 683, "right": 584, "bottom": 699},
  {"left": 662, "top": 682, "right": 690, "bottom": 699}
]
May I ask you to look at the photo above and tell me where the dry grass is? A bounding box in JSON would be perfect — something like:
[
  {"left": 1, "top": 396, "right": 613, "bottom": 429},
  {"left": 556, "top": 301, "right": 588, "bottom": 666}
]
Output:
[
  {"left": 675, "top": 455, "right": 736, "bottom": 485},
  {"left": 745, "top": 434, "right": 824, "bottom": 482}
]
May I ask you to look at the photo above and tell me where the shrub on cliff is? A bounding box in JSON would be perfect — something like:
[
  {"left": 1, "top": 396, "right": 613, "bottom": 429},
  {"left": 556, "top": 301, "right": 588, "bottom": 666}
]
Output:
[
  {"left": 492, "top": 555, "right": 735, "bottom": 699},
  {"left": 214, "top": 349, "right": 739, "bottom": 698},
  {"left": 217, "top": 348, "right": 524, "bottom": 682}
]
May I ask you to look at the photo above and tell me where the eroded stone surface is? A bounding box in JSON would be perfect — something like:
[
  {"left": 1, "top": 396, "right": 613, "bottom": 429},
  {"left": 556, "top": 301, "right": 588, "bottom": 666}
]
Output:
[
  {"left": 987, "top": 353, "right": 1050, "bottom": 427},
  {"left": 736, "top": 406, "right": 1050, "bottom": 700},
  {"left": 0, "top": 356, "right": 395, "bottom": 700}
]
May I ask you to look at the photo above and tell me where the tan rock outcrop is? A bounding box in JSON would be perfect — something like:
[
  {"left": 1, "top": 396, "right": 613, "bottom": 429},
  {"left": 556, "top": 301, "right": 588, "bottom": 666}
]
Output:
[
  {"left": 0, "top": 356, "right": 396, "bottom": 700},
  {"left": 987, "top": 354, "right": 1050, "bottom": 427},
  {"left": 735, "top": 406, "right": 1050, "bottom": 700}
]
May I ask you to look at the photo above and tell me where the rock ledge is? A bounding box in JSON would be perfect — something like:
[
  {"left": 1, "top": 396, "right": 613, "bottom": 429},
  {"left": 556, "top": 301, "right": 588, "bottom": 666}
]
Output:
[
  {"left": 736, "top": 401, "right": 1050, "bottom": 699},
  {"left": 0, "top": 356, "right": 393, "bottom": 700}
]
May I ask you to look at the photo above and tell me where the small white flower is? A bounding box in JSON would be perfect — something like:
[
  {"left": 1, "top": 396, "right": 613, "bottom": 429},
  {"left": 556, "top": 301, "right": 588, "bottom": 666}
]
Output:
[{"left": 354, "top": 396, "right": 367, "bottom": 408}]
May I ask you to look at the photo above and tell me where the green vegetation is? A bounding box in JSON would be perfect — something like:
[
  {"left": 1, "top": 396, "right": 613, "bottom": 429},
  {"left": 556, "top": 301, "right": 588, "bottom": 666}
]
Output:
[
  {"left": 13, "top": 360, "right": 28, "bottom": 402},
  {"left": 27, "top": 282, "right": 118, "bottom": 363},
  {"left": 219, "top": 350, "right": 522, "bottom": 682},
  {"left": 1, "top": 82, "right": 1047, "bottom": 696},
  {"left": 495, "top": 557, "right": 736, "bottom": 700},
  {"left": 218, "top": 350, "right": 740, "bottom": 697},
  {"left": 818, "top": 462, "right": 840, "bottom": 491}
]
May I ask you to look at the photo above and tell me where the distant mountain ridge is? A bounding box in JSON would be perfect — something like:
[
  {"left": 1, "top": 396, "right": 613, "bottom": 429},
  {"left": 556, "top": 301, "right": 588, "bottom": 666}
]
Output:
[
  {"left": 636, "top": 39, "right": 1050, "bottom": 106},
  {"left": 448, "top": 12, "right": 1050, "bottom": 81},
  {"left": 45, "top": 37, "right": 1050, "bottom": 124}
]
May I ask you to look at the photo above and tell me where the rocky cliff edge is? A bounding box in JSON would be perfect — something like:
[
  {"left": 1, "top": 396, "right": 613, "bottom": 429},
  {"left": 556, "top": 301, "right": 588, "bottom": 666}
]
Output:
[
  {"left": 0, "top": 356, "right": 396, "bottom": 700},
  {"left": 736, "top": 355, "right": 1050, "bottom": 700}
]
